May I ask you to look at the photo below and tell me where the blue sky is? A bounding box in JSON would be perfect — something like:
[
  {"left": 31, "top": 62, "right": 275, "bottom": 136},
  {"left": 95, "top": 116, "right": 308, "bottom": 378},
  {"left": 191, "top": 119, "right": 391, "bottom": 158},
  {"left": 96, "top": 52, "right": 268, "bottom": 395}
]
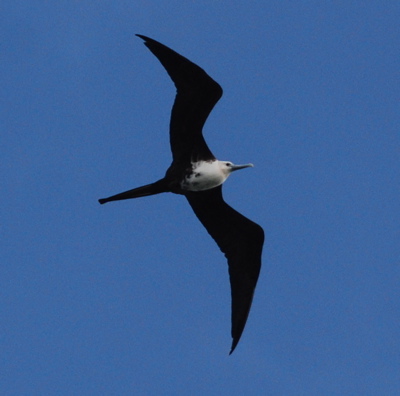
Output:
[{"left": 2, "top": 1, "right": 399, "bottom": 395}]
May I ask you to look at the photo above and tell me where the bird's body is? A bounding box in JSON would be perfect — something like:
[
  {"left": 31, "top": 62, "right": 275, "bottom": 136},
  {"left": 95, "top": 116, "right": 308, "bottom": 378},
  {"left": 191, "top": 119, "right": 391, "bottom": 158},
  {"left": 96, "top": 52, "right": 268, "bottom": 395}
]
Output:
[
  {"left": 99, "top": 35, "right": 264, "bottom": 354},
  {"left": 180, "top": 160, "right": 253, "bottom": 191},
  {"left": 181, "top": 160, "right": 225, "bottom": 191}
]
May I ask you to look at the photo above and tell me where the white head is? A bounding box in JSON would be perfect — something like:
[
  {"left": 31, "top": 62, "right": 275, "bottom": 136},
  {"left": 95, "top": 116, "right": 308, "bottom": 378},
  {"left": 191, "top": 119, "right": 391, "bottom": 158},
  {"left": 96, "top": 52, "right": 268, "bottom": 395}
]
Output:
[{"left": 218, "top": 161, "right": 254, "bottom": 177}]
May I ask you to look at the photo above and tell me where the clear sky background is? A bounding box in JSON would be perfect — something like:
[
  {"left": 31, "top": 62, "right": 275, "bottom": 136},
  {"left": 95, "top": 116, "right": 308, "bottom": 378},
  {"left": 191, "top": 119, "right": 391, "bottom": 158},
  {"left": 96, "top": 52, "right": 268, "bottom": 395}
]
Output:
[{"left": 2, "top": 1, "right": 399, "bottom": 395}]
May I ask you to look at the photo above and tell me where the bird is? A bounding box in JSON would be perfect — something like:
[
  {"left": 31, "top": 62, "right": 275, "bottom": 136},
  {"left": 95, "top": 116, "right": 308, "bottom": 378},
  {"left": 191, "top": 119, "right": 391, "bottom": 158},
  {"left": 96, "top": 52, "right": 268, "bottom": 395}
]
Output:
[{"left": 99, "top": 34, "right": 264, "bottom": 354}]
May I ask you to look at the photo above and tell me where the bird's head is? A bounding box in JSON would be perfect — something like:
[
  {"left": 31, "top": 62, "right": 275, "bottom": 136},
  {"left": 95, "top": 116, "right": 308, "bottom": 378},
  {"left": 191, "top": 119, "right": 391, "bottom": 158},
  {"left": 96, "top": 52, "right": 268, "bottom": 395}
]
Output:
[{"left": 219, "top": 161, "right": 254, "bottom": 177}]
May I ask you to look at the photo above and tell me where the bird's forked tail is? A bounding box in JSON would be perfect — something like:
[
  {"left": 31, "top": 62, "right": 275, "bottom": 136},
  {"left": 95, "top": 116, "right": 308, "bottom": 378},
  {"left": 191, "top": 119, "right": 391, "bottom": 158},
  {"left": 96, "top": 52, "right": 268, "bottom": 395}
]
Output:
[{"left": 98, "top": 179, "right": 168, "bottom": 204}]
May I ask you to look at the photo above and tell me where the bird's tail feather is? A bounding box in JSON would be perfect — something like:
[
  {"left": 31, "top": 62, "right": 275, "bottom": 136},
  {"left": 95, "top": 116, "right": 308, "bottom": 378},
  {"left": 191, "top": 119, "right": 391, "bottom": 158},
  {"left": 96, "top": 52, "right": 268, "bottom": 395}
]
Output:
[{"left": 98, "top": 179, "right": 168, "bottom": 204}]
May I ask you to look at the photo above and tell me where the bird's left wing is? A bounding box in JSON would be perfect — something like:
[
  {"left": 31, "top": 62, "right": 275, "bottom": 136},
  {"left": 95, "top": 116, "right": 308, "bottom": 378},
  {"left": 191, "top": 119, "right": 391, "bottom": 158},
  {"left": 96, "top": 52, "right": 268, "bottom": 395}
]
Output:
[{"left": 185, "top": 186, "right": 264, "bottom": 354}]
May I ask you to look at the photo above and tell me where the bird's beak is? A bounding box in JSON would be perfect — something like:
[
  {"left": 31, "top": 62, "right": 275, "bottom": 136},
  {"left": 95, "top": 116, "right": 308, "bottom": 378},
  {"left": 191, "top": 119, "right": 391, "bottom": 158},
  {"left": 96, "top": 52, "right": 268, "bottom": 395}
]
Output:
[{"left": 231, "top": 163, "right": 254, "bottom": 172}]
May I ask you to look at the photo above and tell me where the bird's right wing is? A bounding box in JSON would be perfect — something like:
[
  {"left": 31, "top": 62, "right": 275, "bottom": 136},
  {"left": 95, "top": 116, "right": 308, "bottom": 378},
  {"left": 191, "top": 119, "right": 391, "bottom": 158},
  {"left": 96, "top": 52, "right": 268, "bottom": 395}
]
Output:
[
  {"left": 185, "top": 186, "right": 264, "bottom": 354},
  {"left": 136, "top": 35, "right": 222, "bottom": 163}
]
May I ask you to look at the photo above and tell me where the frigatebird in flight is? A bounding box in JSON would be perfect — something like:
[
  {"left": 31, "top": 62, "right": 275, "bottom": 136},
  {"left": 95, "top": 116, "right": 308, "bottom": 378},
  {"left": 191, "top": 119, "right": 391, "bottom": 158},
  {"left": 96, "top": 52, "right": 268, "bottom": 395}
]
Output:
[{"left": 99, "top": 35, "right": 264, "bottom": 354}]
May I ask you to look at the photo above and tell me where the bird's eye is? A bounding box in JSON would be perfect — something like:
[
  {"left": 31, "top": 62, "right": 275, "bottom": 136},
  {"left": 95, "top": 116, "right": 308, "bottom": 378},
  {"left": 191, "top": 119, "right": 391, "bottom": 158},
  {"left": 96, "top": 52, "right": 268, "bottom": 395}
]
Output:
[{"left": 226, "top": 163, "right": 231, "bottom": 167}]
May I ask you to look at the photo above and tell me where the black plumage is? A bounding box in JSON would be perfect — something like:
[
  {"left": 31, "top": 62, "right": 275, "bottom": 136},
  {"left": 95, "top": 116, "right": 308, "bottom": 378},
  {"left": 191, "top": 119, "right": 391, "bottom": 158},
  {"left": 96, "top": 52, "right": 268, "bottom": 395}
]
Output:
[{"left": 99, "top": 35, "right": 264, "bottom": 354}]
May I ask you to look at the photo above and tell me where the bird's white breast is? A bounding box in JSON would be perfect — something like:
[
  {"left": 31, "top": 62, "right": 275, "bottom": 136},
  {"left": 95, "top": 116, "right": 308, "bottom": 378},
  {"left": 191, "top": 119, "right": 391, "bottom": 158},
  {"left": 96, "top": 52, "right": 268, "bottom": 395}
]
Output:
[{"left": 180, "top": 160, "right": 227, "bottom": 191}]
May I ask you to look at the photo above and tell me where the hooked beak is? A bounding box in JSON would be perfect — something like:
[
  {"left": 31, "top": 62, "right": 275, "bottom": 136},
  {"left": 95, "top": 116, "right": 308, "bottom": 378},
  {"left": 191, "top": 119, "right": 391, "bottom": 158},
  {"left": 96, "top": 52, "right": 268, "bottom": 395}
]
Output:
[{"left": 231, "top": 163, "right": 254, "bottom": 172}]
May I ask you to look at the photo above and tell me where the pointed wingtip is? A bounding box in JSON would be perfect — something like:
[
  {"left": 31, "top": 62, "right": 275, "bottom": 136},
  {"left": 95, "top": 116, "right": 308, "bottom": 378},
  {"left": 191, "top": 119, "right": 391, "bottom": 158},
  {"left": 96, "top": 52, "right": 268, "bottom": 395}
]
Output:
[
  {"left": 136, "top": 34, "right": 150, "bottom": 42},
  {"left": 229, "top": 338, "right": 239, "bottom": 355},
  {"left": 136, "top": 34, "right": 159, "bottom": 50},
  {"left": 98, "top": 198, "right": 107, "bottom": 205}
]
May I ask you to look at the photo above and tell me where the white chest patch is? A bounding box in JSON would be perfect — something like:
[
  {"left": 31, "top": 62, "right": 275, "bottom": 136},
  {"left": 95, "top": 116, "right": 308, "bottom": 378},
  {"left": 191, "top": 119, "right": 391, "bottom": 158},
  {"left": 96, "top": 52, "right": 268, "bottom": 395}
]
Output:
[{"left": 180, "top": 161, "right": 227, "bottom": 192}]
